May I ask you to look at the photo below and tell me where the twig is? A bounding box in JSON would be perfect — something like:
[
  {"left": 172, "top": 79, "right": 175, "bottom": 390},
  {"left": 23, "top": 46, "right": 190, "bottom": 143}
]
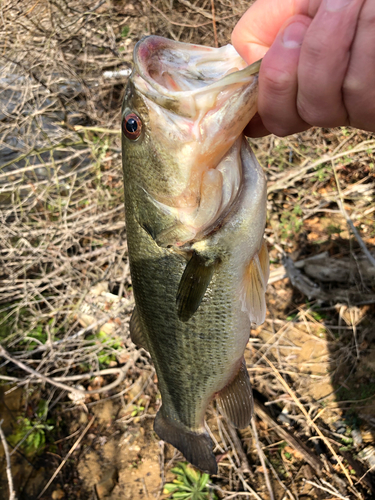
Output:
[
  {"left": 264, "top": 356, "right": 354, "bottom": 486},
  {"left": 145, "top": 0, "right": 213, "bottom": 28},
  {"left": 210, "top": 0, "right": 218, "bottom": 47},
  {"left": 340, "top": 205, "right": 375, "bottom": 266},
  {"left": 355, "top": 462, "right": 375, "bottom": 485},
  {"left": 268, "top": 140, "right": 375, "bottom": 193},
  {"left": 73, "top": 125, "right": 120, "bottom": 134},
  {"left": 37, "top": 415, "right": 96, "bottom": 498},
  {"left": 251, "top": 418, "right": 275, "bottom": 500},
  {"left": 177, "top": 0, "right": 228, "bottom": 22},
  {"left": 219, "top": 492, "right": 252, "bottom": 499},
  {"left": 225, "top": 423, "right": 252, "bottom": 475},
  {"left": 304, "top": 479, "right": 349, "bottom": 500},
  {"left": 254, "top": 399, "right": 323, "bottom": 473},
  {"left": 332, "top": 161, "right": 375, "bottom": 268},
  {"left": 262, "top": 454, "right": 296, "bottom": 500},
  {"left": 0, "top": 419, "right": 17, "bottom": 500},
  {"left": 283, "top": 255, "right": 328, "bottom": 301},
  {"left": 204, "top": 422, "right": 263, "bottom": 500},
  {"left": 0, "top": 346, "right": 140, "bottom": 396}
]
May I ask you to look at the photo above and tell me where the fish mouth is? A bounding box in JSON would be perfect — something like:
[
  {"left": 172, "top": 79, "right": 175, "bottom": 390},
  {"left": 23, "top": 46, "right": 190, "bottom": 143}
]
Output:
[{"left": 133, "top": 35, "right": 261, "bottom": 118}]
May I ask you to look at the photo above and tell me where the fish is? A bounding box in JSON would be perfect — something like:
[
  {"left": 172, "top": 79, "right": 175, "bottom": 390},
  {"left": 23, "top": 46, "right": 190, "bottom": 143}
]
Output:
[{"left": 121, "top": 35, "right": 269, "bottom": 475}]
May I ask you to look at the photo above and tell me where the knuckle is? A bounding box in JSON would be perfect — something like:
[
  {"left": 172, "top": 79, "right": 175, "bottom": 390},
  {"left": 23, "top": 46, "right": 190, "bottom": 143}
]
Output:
[
  {"left": 260, "top": 65, "right": 295, "bottom": 98},
  {"left": 265, "top": 121, "right": 296, "bottom": 137},
  {"left": 302, "top": 29, "right": 330, "bottom": 63},
  {"left": 343, "top": 76, "right": 373, "bottom": 130},
  {"left": 296, "top": 94, "right": 317, "bottom": 125},
  {"left": 343, "top": 70, "right": 363, "bottom": 98},
  {"left": 296, "top": 95, "right": 345, "bottom": 128}
]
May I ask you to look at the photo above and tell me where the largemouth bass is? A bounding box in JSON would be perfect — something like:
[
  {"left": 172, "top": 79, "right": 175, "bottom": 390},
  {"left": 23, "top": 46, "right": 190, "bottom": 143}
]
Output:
[{"left": 122, "top": 36, "right": 268, "bottom": 474}]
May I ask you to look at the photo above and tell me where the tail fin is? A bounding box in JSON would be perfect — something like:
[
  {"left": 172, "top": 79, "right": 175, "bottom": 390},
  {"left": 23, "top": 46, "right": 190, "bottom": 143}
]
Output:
[{"left": 154, "top": 410, "right": 217, "bottom": 475}]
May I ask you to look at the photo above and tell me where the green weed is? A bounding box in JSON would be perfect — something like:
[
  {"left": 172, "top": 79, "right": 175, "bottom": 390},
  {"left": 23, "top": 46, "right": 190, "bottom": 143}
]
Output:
[
  {"left": 121, "top": 26, "right": 130, "bottom": 37},
  {"left": 313, "top": 165, "right": 330, "bottom": 182},
  {"left": 131, "top": 402, "right": 145, "bottom": 417},
  {"left": 87, "top": 330, "right": 122, "bottom": 366},
  {"left": 163, "top": 462, "right": 217, "bottom": 500},
  {"left": 8, "top": 400, "right": 54, "bottom": 455},
  {"left": 326, "top": 223, "right": 342, "bottom": 236}
]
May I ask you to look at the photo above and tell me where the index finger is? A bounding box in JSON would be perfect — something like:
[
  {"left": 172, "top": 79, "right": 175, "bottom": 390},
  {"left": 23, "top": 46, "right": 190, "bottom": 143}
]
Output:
[{"left": 232, "top": 0, "right": 316, "bottom": 63}]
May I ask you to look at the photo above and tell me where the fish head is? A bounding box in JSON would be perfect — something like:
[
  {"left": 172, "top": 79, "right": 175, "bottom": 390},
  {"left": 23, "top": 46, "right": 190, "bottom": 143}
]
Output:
[{"left": 122, "top": 35, "right": 261, "bottom": 243}]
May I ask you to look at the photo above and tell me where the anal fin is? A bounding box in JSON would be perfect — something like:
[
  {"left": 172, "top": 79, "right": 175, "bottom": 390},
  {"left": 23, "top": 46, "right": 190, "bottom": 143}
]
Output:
[
  {"left": 129, "top": 307, "right": 148, "bottom": 351},
  {"left": 216, "top": 359, "right": 254, "bottom": 429},
  {"left": 154, "top": 410, "right": 217, "bottom": 475},
  {"left": 176, "top": 251, "right": 218, "bottom": 322}
]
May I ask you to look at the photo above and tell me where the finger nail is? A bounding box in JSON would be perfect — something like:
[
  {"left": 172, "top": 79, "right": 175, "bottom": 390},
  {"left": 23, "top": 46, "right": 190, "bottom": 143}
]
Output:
[
  {"left": 282, "top": 22, "right": 308, "bottom": 49},
  {"left": 326, "top": 0, "right": 353, "bottom": 12}
]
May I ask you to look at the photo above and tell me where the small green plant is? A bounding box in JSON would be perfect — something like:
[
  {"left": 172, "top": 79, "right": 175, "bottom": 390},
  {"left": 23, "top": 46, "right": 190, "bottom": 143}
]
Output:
[
  {"left": 9, "top": 418, "right": 53, "bottom": 454},
  {"left": 284, "top": 450, "right": 292, "bottom": 460},
  {"left": 25, "top": 325, "right": 47, "bottom": 345},
  {"left": 313, "top": 165, "right": 331, "bottom": 182},
  {"left": 326, "top": 223, "right": 342, "bottom": 236},
  {"left": 286, "top": 313, "right": 298, "bottom": 321},
  {"left": 163, "top": 462, "right": 217, "bottom": 500},
  {"left": 86, "top": 329, "right": 122, "bottom": 366},
  {"left": 121, "top": 25, "right": 130, "bottom": 37},
  {"left": 131, "top": 400, "right": 145, "bottom": 417},
  {"left": 309, "top": 310, "right": 326, "bottom": 322},
  {"left": 8, "top": 400, "right": 54, "bottom": 455}
]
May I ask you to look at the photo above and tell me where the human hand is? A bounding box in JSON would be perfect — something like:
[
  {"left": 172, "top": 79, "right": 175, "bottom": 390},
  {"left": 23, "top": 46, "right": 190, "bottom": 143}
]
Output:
[{"left": 231, "top": 0, "right": 375, "bottom": 137}]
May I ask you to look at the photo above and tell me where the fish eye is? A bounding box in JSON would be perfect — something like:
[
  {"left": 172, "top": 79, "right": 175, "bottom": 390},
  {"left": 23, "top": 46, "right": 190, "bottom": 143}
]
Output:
[{"left": 122, "top": 112, "right": 142, "bottom": 140}]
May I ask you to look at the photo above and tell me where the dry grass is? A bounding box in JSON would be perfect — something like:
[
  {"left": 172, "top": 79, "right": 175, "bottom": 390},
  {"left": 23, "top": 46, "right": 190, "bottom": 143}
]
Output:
[{"left": 0, "top": 1, "right": 375, "bottom": 499}]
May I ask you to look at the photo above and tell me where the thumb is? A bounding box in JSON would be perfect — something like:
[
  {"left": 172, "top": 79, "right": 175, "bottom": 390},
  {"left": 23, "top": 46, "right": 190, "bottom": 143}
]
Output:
[{"left": 232, "top": 0, "right": 303, "bottom": 64}]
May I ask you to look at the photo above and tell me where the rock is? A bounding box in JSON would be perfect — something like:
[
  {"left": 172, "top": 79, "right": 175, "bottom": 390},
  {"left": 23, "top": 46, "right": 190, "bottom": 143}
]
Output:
[
  {"left": 95, "top": 468, "right": 118, "bottom": 498},
  {"left": 52, "top": 488, "right": 65, "bottom": 499}
]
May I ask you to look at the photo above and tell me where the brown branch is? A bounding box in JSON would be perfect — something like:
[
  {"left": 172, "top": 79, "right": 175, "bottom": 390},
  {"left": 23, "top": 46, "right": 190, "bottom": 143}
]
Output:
[
  {"left": 0, "top": 419, "right": 17, "bottom": 500},
  {"left": 0, "top": 346, "right": 140, "bottom": 396},
  {"left": 210, "top": 0, "right": 218, "bottom": 47},
  {"left": 264, "top": 356, "right": 354, "bottom": 486},
  {"left": 254, "top": 398, "right": 323, "bottom": 473},
  {"left": 251, "top": 418, "right": 275, "bottom": 500}
]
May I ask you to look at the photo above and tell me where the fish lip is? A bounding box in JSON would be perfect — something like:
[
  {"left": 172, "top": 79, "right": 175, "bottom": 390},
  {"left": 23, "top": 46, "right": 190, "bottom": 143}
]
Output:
[{"left": 132, "top": 35, "right": 261, "bottom": 101}]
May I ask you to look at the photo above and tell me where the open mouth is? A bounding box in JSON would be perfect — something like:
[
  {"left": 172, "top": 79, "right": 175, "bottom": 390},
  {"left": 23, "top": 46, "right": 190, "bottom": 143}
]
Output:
[
  {"left": 134, "top": 35, "right": 249, "bottom": 93},
  {"left": 133, "top": 36, "right": 260, "bottom": 105}
]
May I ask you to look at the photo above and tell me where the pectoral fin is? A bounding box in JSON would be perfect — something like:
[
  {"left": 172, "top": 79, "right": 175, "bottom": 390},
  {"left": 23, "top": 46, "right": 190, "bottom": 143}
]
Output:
[
  {"left": 176, "top": 251, "right": 218, "bottom": 322},
  {"left": 216, "top": 359, "right": 254, "bottom": 429},
  {"left": 129, "top": 307, "right": 148, "bottom": 351},
  {"left": 239, "top": 239, "right": 269, "bottom": 326}
]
